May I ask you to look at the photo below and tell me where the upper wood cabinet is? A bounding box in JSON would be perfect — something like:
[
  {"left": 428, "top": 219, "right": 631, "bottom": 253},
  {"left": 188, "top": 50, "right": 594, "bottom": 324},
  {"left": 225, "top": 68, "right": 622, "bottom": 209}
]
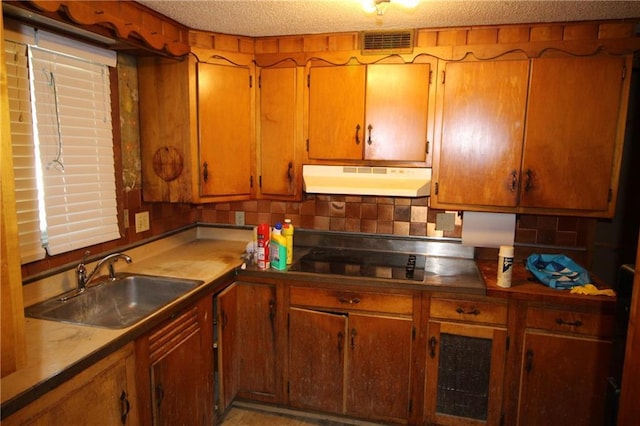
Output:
[
  {"left": 432, "top": 59, "right": 529, "bottom": 208},
  {"left": 138, "top": 55, "right": 255, "bottom": 203},
  {"left": 519, "top": 55, "right": 627, "bottom": 213},
  {"left": 257, "top": 65, "right": 302, "bottom": 200},
  {"left": 307, "top": 62, "right": 434, "bottom": 164},
  {"left": 431, "top": 54, "right": 631, "bottom": 217},
  {"left": 198, "top": 62, "right": 253, "bottom": 198}
]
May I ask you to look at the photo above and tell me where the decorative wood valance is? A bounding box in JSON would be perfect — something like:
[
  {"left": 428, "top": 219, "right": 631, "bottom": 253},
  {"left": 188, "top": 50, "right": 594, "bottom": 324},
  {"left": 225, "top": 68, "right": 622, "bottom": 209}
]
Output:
[{"left": 5, "top": 0, "right": 190, "bottom": 57}]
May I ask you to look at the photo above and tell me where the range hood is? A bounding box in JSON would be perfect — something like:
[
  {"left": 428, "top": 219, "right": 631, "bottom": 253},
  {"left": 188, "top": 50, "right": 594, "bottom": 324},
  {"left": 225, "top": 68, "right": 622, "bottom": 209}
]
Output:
[{"left": 302, "top": 165, "right": 431, "bottom": 197}]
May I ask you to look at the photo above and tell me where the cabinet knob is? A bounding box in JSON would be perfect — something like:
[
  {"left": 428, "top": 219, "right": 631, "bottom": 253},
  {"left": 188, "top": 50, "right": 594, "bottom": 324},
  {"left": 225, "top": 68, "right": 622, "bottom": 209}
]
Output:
[
  {"left": 355, "top": 124, "right": 361, "bottom": 145},
  {"left": 367, "top": 124, "right": 373, "bottom": 145}
]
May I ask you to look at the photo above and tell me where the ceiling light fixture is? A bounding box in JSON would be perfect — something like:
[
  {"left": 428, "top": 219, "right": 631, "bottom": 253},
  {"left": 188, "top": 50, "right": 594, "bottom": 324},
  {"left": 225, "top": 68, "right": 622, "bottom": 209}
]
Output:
[{"left": 362, "top": 0, "right": 419, "bottom": 16}]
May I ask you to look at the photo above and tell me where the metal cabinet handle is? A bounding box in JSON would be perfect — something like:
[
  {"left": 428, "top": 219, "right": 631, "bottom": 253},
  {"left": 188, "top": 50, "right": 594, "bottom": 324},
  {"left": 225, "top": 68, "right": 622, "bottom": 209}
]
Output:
[
  {"left": 367, "top": 124, "right": 373, "bottom": 145},
  {"left": 155, "top": 384, "right": 164, "bottom": 408},
  {"left": 524, "top": 169, "right": 533, "bottom": 192},
  {"left": 286, "top": 162, "right": 293, "bottom": 182},
  {"left": 338, "top": 296, "right": 360, "bottom": 304},
  {"left": 221, "top": 310, "right": 228, "bottom": 330},
  {"left": 355, "top": 124, "right": 361, "bottom": 145},
  {"left": 510, "top": 170, "right": 518, "bottom": 192},
  {"left": 456, "top": 307, "right": 480, "bottom": 316},
  {"left": 556, "top": 318, "right": 583, "bottom": 327},
  {"left": 120, "top": 390, "right": 131, "bottom": 424},
  {"left": 429, "top": 336, "right": 437, "bottom": 358},
  {"left": 351, "top": 328, "right": 357, "bottom": 349},
  {"left": 202, "top": 161, "right": 209, "bottom": 183},
  {"left": 525, "top": 349, "right": 534, "bottom": 372}
]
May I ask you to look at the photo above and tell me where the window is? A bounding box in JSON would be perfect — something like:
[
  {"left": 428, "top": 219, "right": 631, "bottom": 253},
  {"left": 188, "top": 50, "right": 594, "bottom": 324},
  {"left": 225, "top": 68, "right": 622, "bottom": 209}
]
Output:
[{"left": 4, "top": 21, "right": 120, "bottom": 263}]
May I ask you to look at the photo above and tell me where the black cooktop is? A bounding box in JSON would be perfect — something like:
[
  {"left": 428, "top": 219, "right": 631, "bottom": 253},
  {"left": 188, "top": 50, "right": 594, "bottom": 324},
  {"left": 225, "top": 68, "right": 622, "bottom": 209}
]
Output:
[{"left": 288, "top": 248, "right": 426, "bottom": 282}]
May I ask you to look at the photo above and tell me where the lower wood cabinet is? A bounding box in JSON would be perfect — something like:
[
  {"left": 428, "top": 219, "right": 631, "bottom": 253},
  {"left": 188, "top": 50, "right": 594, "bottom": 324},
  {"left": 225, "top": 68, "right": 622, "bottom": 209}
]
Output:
[
  {"left": 288, "top": 286, "right": 416, "bottom": 424},
  {"left": 211, "top": 277, "right": 616, "bottom": 426},
  {"left": 135, "top": 294, "right": 214, "bottom": 426},
  {"left": 516, "top": 305, "right": 614, "bottom": 426},
  {"left": 425, "top": 297, "right": 508, "bottom": 426},
  {"left": 4, "top": 343, "right": 138, "bottom": 425},
  {"left": 216, "top": 281, "right": 280, "bottom": 414}
]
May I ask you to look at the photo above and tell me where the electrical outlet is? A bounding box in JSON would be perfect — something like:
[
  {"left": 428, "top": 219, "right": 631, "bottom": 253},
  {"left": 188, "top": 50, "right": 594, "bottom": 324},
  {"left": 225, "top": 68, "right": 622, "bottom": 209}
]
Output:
[
  {"left": 235, "top": 211, "right": 245, "bottom": 226},
  {"left": 135, "top": 211, "right": 150, "bottom": 233},
  {"left": 435, "top": 212, "right": 455, "bottom": 232}
]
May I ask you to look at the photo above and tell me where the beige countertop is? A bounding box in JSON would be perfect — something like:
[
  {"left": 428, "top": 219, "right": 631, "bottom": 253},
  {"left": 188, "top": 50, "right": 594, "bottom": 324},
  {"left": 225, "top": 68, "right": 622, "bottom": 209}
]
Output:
[{"left": 1, "top": 227, "right": 252, "bottom": 413}]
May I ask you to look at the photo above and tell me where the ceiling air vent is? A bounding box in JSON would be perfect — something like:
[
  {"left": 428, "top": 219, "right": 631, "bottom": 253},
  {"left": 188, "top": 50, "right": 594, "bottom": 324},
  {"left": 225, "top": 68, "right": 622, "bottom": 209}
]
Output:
[{"left": 361, "top": 30, "right": 414, "bottom": 55}]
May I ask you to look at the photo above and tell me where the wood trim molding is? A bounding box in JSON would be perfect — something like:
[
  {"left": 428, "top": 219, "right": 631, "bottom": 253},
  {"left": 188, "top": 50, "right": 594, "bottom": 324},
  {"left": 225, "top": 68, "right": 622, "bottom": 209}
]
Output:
[{"left": 6, "top": 0, "right": 190, "bottom": 57}]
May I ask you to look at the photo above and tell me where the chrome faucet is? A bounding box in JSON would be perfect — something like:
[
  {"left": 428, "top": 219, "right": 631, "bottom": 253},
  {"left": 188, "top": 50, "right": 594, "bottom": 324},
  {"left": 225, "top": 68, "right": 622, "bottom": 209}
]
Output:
[{"left": 76, "top": 251, "right": 133, "bottom": 292}]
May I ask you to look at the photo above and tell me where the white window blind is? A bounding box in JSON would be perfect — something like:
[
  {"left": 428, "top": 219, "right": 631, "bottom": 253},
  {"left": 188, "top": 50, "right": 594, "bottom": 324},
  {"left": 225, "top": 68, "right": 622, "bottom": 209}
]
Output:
[
  {"left": 28, "top": 45, "right": 120, "bottom": 256},
  {"left": 5, "top": 40, "right": 44, "bottom": 263}
]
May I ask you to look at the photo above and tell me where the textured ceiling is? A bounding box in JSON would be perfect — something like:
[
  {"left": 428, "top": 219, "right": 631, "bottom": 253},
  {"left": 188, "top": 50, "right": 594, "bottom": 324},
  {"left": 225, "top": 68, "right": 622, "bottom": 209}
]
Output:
[{"left": 137, "top": 0, "right": 640, "bottom": 37}]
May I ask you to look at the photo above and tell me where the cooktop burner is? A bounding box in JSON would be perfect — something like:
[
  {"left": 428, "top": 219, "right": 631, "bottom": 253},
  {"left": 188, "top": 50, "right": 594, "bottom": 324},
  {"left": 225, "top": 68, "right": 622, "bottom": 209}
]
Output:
[{"left": 288, "top": 248, "right": 426, "bottom": 282}]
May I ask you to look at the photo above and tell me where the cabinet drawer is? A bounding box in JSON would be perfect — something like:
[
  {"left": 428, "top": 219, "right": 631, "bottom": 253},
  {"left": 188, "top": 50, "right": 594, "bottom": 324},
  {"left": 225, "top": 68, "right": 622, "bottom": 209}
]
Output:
[
  {"left": 526, "top": 306, "right": 614, "bottom": 337},
  {"left": 430, "top": 297, "right": 508, "bottom": 325},
  {"left": 290, "top": 286, "right": 413, "bottom": 315}
]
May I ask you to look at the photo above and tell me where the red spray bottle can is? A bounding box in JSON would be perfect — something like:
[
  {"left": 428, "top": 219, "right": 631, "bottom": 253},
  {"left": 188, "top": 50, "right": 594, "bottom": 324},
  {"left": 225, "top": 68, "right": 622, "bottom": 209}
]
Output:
[{"left": 257, "top": 223, "right": 270, "bottom": 269}]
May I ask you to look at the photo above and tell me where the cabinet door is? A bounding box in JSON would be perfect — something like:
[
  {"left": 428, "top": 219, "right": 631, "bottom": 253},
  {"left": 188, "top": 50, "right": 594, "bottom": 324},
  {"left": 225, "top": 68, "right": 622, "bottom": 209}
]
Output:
[
  {"left": 308, "top": 65, "right": 366, "bottom": 160},
  {"left": 425, "top": 321, "right": 507, "bottom": 426},
  {"left": 198, "top": 62, "right": 253, "bottom": 197},
  {"left": 217, "top": 282, "right": 279, "bottom": 408},
  {"left": 288, "top": 307, "right": 347, "bottom": 413},
  {"left": 217, "top": 283, "right": 239, "bottom": 413},
  {"left": 145, "top": 297, "right": 214, "bottom": 426},
  {"left": 259, "top": 67, "right": 298, "bottom": 197},
  {"left": 518, "top": 331, "right": 612, "bottom": 426},
  {"left": 4, "top": 344, "right": 138, "bottom": 426},
  {"left": 364, "top": 63, "right": 431, "bottom": 161},
  {"left": 520, "top": 55, "right": 626, "bottom": 213},
  {"left": 139, "top": 57, "right": 194, "bottom": 203},
  {"left": 347, "top": 313, "right": 413, "bottom": 422},
  {"left": 235, "top": 282, "right": 278, "bottom": 399},
  {"left": 433, "top": 59, "right": 529, "bottom": 208}
]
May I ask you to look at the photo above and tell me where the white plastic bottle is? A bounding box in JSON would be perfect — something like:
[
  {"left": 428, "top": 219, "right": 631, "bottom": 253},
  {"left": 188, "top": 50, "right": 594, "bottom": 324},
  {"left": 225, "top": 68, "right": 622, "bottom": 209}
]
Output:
[{"left": 497, "top": 245, "right": 514, "bottom": 288}]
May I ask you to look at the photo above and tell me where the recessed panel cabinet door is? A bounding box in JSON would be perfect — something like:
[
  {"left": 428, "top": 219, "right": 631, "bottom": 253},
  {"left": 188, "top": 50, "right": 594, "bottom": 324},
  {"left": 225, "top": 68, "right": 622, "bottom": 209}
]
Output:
[
  {"left": 198, "top": 62, "right": 252, "bottom": 197},
  {"left": 520, "top": 55, "right": 626, "bottom": 211},
  {"left": 364, "top": 63, "right": 430, "bottom": 161},
  {"left": 434, "top": 59, "right": 529, "bottom": 207},
  {"left": 308, "top": 65, "right": 366, "bottom": 160}
]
